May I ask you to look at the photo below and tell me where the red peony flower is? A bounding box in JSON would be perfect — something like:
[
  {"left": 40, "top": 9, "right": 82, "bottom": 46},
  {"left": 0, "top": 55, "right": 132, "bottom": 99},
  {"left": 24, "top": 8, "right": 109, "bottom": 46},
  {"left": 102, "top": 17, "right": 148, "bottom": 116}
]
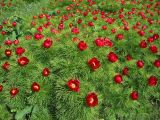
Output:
[
  {"left": 34, "top": 33, "right": 44, "bottom": 40},
  {"left": 153, "top": 34, "right": 159, "bottom": 40},
  {"left": 137, "top": 60, "right": 144, "bottom": 68},
  {"left": 10, "top": 88, "right": 19, "bottom": 97},
  {"left": 67, "top": 79, "right": 80, "bottom": 92},
  {"left": 58, "top": 23, "right": 64, "bottom": 30},
  {"left": 77, "top": 18, "right": 82, "bottom": 24},
  {"left": 86, "top": 92, "right": 98, "bottom": 107},
  {"left": 14, "top": 39, "right": 19, "bottom": 45},
  {"left": 39, "top": 14, "right": 44, "bottom": 18},
  {"left": 37, "top": 26, "right": 43, "bottom": 33},
  {"left": 18, "top": 57, "right": 29, "bottom": 66},
  {"left": 42, "top": 68, "right": 50, "bottom": 77},
  {"left": 154, "top": 59, "right": 160, "bottom": 68},
  {"left": 114, "top": 74, "right": 123, "bottom": 84},
  {"left": 5, "top": 49, "right": 12, "bottom": 57},
  {"left": 102, "top": 25, "right": 107, "bottom": 30},
  {"left": 31, "top": 82, "right": 40, "bottom": 92},
  {"left": 116, "top": 34, "right": 124, "bottom": 40},
  {"left": 142, "top": 25, "right": 147, "bottom": 30},
  {"left": 126, "top": 54, "right": 132, "bottom": 61},
  {"left": 83, "top": 11, "right": 88, "bottom": 16},
  {"left": 0, "top": 25, "right": 3, "bottom": 30},
  {"left": 4, "top": 40, "right": 12, "bottom": 46},
  {"left": 87, "top": 0, "right": 92, "bottom": 2},
  {"left": 88, "top": 57, "right": 101, "bottom": 70},
  {"left": 130, "top": 91, "right": 138, "bottom": 100},
  {"left": 2, "top": 62, "right": 10, "bottom": 70},
  {"left": 16, "top": 47, "right": 25, "bottom": 56},
  {"left": 137, "top": 30, "right": 145, "bottom": 36},
  {"left": 78, "top": 41, "right": 88, "bottom": 51},
  {"left": 104, "top": 38, "right": 113, "bottom": 47},
  {"left": 139, "top": 40, "right": 147, "bottom": 48},
  {"left": 88, "top": 22, "right": 94, "bottom": 27},
  {"left": 107, "top": 52, "right": 118, "bottom": 63},
  {"left": 12, "top": 22, "right": 17, "bottom": 27},
  {"left": 0, "top": 84, "right": 3, "bottom": 92},
  {"left": 149, "top": 45, "right": 158, "bottom": 53},
  {"left": 43, "top": 38, "right": 53, "bottom": 48},
  {"left": 148, "top": 76, "right": 158, "bottom": 86},
  {"left": 147, "top": 37, "right": 154, "bottom": 43},
  {"left": 122, "top": 67, "right": 129, "bottom": 75},
  {"left": 106, "top": 18, "right": 115, "bottom": 24},
  {"left": 95, "top": 38, "right": 105, "bottom": 47},
  {"left": 1, "top": 31, "right": 6, "bottom": 36},
  {"left": 71, "top": 27, "right": 79, "bottom": 34},
  {"left": 111, "top": 28, "right": 116, "bottom": 34}
]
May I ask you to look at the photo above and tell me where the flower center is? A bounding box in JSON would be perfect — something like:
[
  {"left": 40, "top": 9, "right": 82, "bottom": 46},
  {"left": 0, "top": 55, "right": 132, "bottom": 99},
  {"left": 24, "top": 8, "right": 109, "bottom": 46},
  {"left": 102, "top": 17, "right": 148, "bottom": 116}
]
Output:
[
  {"left": 89, "top": 98, "right": 94, "bottom": 104},
  {"left": 71, "top": 83, "right": 76, "bottom": 88}
]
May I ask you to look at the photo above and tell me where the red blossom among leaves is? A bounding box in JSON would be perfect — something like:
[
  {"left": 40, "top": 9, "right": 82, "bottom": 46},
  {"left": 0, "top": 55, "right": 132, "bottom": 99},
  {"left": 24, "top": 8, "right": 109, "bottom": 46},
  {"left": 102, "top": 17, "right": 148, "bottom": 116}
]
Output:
[
  {"left": 4, "top": 40, "right": 12, "bottom": 46},
  {"left": 116, "top": 34, "right": 124, "bottom": 40},
  {"left": 34, "top": 33, "right": 44, "bottom": 40},
  {"left": 5, "top": 49, "right": 12, "bottom": 57},
  {"left": 149, "top": 45, "right": 158, "bottom": 53},
  {"left": 67, "top": 79, "right": 80, "bottom": 92},
  {"left": 18, "top": 57, "right": 29, "bottom": 66},
  {"left": 130, "top": 91, "right": 138, "bottom": 100},
  {"left": 137, "top": 60, "right": 144, "bottom": 68},
  {"left": 86, "top": 92, "right": 98, "bottom": 107},
  {"left": 148, "top": 76, "right": 158, "bottom": 86},
  {"left": 137, "top": 30, "right": 145, "bottom": 36},
  {"left": 122, "top": 67, "right": 129, "bottom": 75},
  {"left": 107, "top": 52, "right": 118, "bottom": 63},
  {"left": 31, "top": 82, "right": 40, "bottom": 92},
  {"left": 16, "top": 47, "right": 25, "bottom": 56},
  {"left": 147, "top": 37, "right": 154, "bottom": 43},
  {"left": 95, "top": 37, "right": 105, "bottom": 47},
  {"left": 114, "top": 74, "right": 123, "bottom": 84},
  {"left": 126, "top": 55, "right": 132, "bottom": 61},
  {"left": 78, "top": 41, "right": 88, "bottom": 51},
  {"left": 71, "top": 27, "right": 79, "bottom": 34},
  {"left": 12, "top": 22, "right": 17, "bottom": 27},
  {"left": 0, "top": 85, "right": 3, "bottom": 92},
  {"left": 139, "top": 40, "right": 147, "bottom": 48},
  {"left": 43, "top": 38, "right": 53, "bottom": 48},
  {"left": 14, "top": 39, "right": 19, "bottom": 45},
  {"left": 10, "top": 88, "right": 19, "bottom": 97},
  {"left": 2, "top": 62, "right": 10, "bottom": 70},
  {"left": 42, "top": 68, "right": 50, "bottom": 77},
  {"left": 154, "top": 59, "right": 160, "bottom": 68},
  {"left": 95, "top": 38, "right": 113, "bottom": 47},
  {"left": 88, "top": 57, "right": 101, "bottom": 70},
  {"left": 153, "top": 34, "right": 159, "bottom": 40},
  {"left": 104, "top": 38, "right": 113, "bottom": 47}
]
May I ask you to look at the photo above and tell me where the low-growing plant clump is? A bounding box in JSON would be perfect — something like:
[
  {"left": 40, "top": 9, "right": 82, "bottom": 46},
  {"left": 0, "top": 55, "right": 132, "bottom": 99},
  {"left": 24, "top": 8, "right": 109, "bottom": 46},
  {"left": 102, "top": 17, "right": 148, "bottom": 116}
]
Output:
[{"left": 0, "top": 0, "right": 160, "bottom": 120}]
